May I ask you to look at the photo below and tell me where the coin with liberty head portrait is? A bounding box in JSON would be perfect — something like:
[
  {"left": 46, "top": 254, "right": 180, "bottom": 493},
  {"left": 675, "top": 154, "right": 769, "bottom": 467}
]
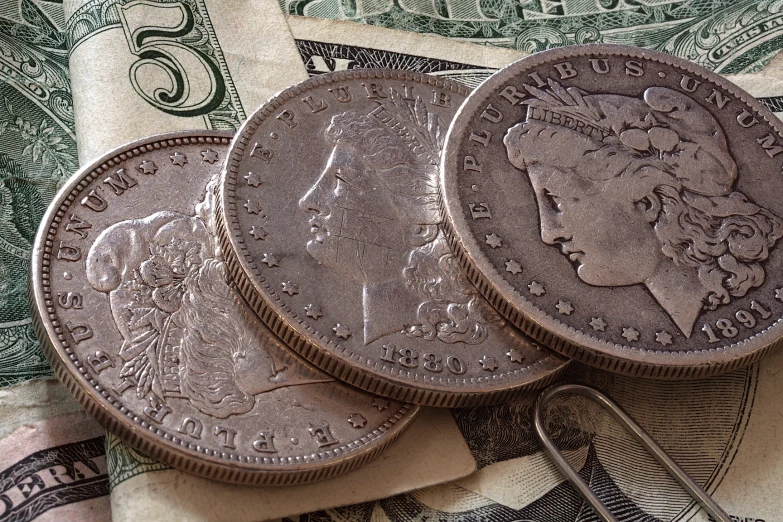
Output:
[
  {"left": 217, "top": 70, "right": 567, "bottom": 407},
  {"left": 29, "top": 131, "right": 417, "bottom": 485},
  {"left": 441, "top": 45, "right": 783, "bottom": 378}
]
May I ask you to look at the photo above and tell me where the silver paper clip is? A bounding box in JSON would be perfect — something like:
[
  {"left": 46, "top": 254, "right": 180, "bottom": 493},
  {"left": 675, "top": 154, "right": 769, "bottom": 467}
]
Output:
[{"left": 534, "top": 383, "right": 732, "bottom": 522}]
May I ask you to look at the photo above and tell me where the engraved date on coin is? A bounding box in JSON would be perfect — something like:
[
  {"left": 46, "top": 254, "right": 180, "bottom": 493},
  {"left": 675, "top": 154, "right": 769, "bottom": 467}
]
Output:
[
  {"left": 700, "top": 301, "right": 772, "bottom": 342},
  {"left": 380, "top": 343, "right": 467, "bottom": 375}
]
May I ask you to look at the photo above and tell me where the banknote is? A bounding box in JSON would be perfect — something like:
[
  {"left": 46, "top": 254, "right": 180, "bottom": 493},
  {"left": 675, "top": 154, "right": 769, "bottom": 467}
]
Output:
[
  {"left": 280, "top": 347, "right": 783, "bottom": 522},
  {"left": 109, "top": 408, "right": 473, "bottom": 522},
  {"left": 0, "top": 0, "right": 73, "bottom": 389},
  {"left": 0, "top": 3, "right": 106, "bottom": 518},
  {"left": 64, "top": 0, "right": 308, "bottom": 163},
  {"left": 0, "top": 411, "right": 110, "bottom": 522},
  {"left": 282, "top": 0, "right": 783, "bottom": 74},
  {"left": 288, "top": 15, "right": 783, "bottom": 122}
]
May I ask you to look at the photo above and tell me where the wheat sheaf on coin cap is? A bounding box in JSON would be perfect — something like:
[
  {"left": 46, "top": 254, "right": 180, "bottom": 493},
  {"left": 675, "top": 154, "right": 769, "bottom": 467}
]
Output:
[
  {"left": 440, "top": 45, "right": 783, "bottom": 378},
  {"left": 29, "top": 131, "right": 417, "bottom": 485}
]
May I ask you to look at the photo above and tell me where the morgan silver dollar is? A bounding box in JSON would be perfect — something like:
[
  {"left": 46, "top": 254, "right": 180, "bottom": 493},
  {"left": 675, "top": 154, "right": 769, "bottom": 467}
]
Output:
[
  {"left": 217, "top": 70, "right": 567, "bottom": 407},
  {"left": 29, "top": 131, "right": 417, "bottom": 485},
  {"left": 441, "top": 45, "right": 783, "bottom": 378}
]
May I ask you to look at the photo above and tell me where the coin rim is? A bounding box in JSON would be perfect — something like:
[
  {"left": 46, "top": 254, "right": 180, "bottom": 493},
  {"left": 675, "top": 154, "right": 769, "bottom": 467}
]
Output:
[
  {"left": 29, "top": 130, "right": 418, "bottom": 485},
  {"left": 217, "top": 69, "right": 569, "bottom": 407},
  {"left": 440, "top": 43, "right": 783, "bottom": 379}
]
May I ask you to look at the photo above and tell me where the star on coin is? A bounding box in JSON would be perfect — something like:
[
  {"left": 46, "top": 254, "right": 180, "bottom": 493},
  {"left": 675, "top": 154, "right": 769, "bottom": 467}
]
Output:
[
  {"left": 333, "top": 323, "right": 351, "bottom": 339},
  {"left": 506, "top": 348, "right": 525, "bottom": 364},
  {"left": 505, "top": 259, "right": 522, "bottom": 275},
  {"left": 622, "top": 327, "right": 640, "bottom": 342},
  {"left": 479, "top": 355, "right": 498, "bottom": 371},
  {"left": 776, "top": 287, "right": 783, "bottom": 302},
  {"left": 372, "top": 398, "right": 390, "bottom": 411},
  {"left": 528, "top": 281, "right": 545, "bottom": 296},
  {"left": 348, "top": 413, "right": 367, "bottom": 429},
  {"left": 244, "top": 199, "right": 262, "bottom": 214},
  {"left": 589, "top": 317, "right": 607, "bottom": 331},
  {"left": 170, "top": 152, "right": 187, "bottom": 166},
  {"left": 485, "top": 233, "right": 503, "bottom": 248},
  {"left": 245, "top": 171, "right": 263, "bottom": 187},
  {"left": 281, "top": 281, "right": 299, "bottom": 296},
  {"left": 249, "top": 226, "right": 267, "bottom": 240},
  {"left": 556, "top": 300, "right": 573, "bottom": 315},
  {"left": 201, "top": 149, "right": 219, "bottom": 163},
  {"left": 261, "top": 253, "right": 280, "bottom": 267},
  {"left": 304, "top": 303, "right": 322, "bottom": 320},
  {"left": 655, "top": 331, "right": 673, "bottom": 346},
  {"left": 138, "top": 160, "right": 157, "bottom": 175}
]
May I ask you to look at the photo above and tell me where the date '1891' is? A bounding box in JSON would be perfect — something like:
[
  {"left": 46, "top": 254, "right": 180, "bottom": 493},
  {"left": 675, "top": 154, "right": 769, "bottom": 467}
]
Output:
[{"left": 701, "top": 301, "right": 773, "bottom": 342}]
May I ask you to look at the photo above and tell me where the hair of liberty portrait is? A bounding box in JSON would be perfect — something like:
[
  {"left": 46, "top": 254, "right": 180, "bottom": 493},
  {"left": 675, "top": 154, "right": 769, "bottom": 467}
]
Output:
[
  {"left": 299, "top": 89, "right": 503, "bottom": 345},
  {"left": 503, "top": 81, "right": 783, "bottom": 338}
]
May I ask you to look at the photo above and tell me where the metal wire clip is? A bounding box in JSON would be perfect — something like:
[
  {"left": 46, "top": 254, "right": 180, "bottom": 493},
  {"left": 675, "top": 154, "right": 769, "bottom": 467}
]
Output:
[{"left": 534, "top": 383, "right": 732, "bottom": 522}]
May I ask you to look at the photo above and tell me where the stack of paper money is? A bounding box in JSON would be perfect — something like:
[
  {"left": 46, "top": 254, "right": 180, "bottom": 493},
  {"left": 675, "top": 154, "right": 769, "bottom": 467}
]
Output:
[{"left": 2, "top": 1, "right": 783, "bottom": 520}]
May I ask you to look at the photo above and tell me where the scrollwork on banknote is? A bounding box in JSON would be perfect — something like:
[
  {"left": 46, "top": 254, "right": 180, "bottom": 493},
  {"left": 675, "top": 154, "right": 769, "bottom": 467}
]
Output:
[
  {"left": 299, "top": 89, "right": 503, "bottom": 345},
  {"left": 287, "top": 0, "right": 783, "bottom": 73},
  {"left": 66, "top": 0, "right": 244, "bottom": 128},
  {"left": 503, "top": 82, "right": 783, "bottom": 337},
  {"left": 105, "top": 431, "right": 170, "bottom": 489},
  {"left": 0, "top": 99, "right": 78, "bottom": 180},
  {"left": 456, "top": 366, "right": 613, "bottom": 468},
  {"left": 294, "top": 39, "right": 497, "bottom": 89},
  {"left": 0, "top": 1, "right": 76, "bottom": 386},
  {"left": 86, "top": 177, "right": 328, "bottom": 418},
  {"left": 0, "top": 4, "right": 72, "bottom": 127}
]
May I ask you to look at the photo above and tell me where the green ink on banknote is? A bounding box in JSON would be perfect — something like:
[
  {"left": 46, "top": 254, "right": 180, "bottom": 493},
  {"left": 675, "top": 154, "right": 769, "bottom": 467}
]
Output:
[
  {"left": 285, "top": 0, "right": 783, "bottom": 74},
  {"left": 0, "top": 1, "right": 77, "bottom": 386},
  {"left": 105, "top": 432, "right": 171, "bottom": 489},
  {"left": 67, "top": 0, "right": 246, "bottom": 129}
]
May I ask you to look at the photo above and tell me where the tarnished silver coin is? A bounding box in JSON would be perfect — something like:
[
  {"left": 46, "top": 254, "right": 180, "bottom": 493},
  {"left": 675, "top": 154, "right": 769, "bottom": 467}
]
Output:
[
  {"left": 441, "top": 45, "right": 783, "bottom": 378},
  {"left": 29, "top": 131, "right": 417, "bottom": 485},
  {"left": 217, "top": 70, "right": 567, "bottom": 407}
]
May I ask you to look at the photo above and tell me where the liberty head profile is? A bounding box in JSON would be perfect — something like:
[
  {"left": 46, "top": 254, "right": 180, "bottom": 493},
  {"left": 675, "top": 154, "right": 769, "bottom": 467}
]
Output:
[
  {"left": 86, "top": 176, "right": 329, "bottom": 419},
  {"left": 504, "top": 81, "right": 783, "bottom": 337},
  {"left": 299, "top": 88, "right": 503, "bottom": 345}
]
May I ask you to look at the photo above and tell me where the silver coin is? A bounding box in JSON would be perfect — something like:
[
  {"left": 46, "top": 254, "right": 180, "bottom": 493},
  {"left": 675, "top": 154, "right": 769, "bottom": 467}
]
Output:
[
  {"left": 29, "top": 131, "right": 417, "bottom": 485},
  {"left": 217, "top": 70, "right": 568, "bottom": 407},
  {"left": 441, "top": 45, "right": 783, "bottom": 378}
]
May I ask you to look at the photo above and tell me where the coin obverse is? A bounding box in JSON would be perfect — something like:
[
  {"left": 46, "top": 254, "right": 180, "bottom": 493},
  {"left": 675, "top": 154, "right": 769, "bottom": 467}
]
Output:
[
  {"left": 217, "top": 70, "right": 567, "bottom": 407},
  {"left": 441, "top": 45, "right": 783, "bottom": 378},
  {"left": 29, "top": 131, "right": 417, "bottom": 485}
]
